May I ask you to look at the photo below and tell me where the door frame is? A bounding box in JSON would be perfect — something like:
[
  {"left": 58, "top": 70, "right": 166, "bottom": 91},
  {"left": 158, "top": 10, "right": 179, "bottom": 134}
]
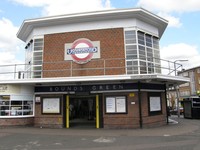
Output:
[{"left": 64, "top": 94, "right": 100, "bottom": 128}]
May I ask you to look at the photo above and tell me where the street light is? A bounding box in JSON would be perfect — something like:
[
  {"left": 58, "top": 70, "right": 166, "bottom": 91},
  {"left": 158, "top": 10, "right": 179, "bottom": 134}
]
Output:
[
  {"left": 174, "top": 59, "right": 188, "bottom": 76},
  {"left": 174, "top": 59, "right": 188, "bottom": 117}
]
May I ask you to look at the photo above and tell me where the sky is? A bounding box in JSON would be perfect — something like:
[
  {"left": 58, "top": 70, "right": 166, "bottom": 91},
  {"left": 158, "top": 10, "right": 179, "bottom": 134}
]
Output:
[{"left": 0, "top": 0, "right": 200, "bottom": 70}]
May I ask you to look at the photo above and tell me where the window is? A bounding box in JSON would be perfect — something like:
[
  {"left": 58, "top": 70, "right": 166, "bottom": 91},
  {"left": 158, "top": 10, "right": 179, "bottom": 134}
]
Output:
[
  {"left": 33, "top": 38, "right": 44, "bottom": 78},
  {"left": 138, "top": 31, "right": 145, "bottom": 45},
  {"left": 192, "top": 98, "right": 200, "bottom": 108},
  {"left": 126, "top": 61, "right": 138, "bottom": 74},
  {"left": 179, "top": 83, "right": 190, "bottom": 87},
  {"left": 124, "top": 29, "right": 139, "bottom": 74},
  {"left": 197, "top": 68, "right": 200, "bottom": 74},
  {"left": 182, "top": 72, "right": 189, "bottom": 77},
  {"left": 145, "top": 34, "right": 152, "bottom": 47},
  {"left": 0, "top": 95, "right": 33, "bottom": 117},
  {"left": 25, "top": 38, "right": 44, "bottom": 79},
  {"left": 126, "top": 45, "right": 137, "bottom": 59},
  {"left": 105, "top": 96, "right": 127, "bottom": 113},
  {"left": 153, "top": 37, "right": 159, "bottom": 49},
  {"left": 25, "top": 40, "right": 33, "bottom": 78},
  {"left": 148, "top": 93, "right": 162, "bottom": 116},
  {"left": 124, "top": 30, "right": 136, "bottom": 44},
  {"left": 140, "top": 61, "right": 147, "bottom": 74},
  {"left": 179, "top": 91, "right": 190, "bottom": 97},
  {"left": 124, "top": 29, "right": 161, "bottom": 74}
]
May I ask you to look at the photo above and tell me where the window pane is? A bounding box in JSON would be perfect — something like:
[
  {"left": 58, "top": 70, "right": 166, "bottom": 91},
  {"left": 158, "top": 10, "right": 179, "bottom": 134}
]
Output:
[
  {"left": 125, "top": 39, "right": 136, "bottom": 44},
  {"left": 34, "top": 39, "right": 43, "bottom": 43},
  {"left": 125, "top": 34, "right": 136, "bottom": 39},
  {"left": 126, "top": 45, "right": 137, "bottom": 50},
  {"left": 125, "top": 30, "right": 136, "bottom": 35}
]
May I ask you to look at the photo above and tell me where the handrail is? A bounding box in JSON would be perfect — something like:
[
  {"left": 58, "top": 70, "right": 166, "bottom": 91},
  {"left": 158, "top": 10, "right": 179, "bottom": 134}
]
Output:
[{"left": 0, "top": 57, "right": 183, "bottom": 80}]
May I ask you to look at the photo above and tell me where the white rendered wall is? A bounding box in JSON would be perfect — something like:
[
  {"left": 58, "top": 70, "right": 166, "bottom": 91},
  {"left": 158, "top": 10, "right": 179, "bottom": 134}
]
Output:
[{"left": 25, "top": 18, "right": 159, "bottom": 43}]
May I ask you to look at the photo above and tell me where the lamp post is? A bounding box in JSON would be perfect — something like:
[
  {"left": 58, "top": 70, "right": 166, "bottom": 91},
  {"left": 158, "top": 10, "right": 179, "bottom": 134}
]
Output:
[
  {"left": 174, "top": 59, "right": 188, "bottom": 117},
  {"left": 174, "top": 59, "right": 188, "bottom": 76}
]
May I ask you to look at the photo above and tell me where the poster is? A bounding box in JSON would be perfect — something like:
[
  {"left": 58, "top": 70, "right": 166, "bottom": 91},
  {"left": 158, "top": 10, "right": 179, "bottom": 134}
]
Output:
[
  {"left": 116, "top": 97, "right": 126, "bottom": 113},
  {"left": 106, "top": 97, "right": 116, "bottom": 113},
  {"left": 43, "top": 98, "right": 60, "bottom": 113},
  {"left": 150, "top": 97, "right": 161, "bottom": 112}
]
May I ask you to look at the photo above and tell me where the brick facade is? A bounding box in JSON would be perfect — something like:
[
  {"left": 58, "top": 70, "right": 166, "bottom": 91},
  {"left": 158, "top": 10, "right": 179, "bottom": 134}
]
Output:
[
  {"left": 142, "top": 92, "right": 167, "bottom": 128},
  {"left": 34, "top": 96, "right": 63, "bottom": 128},
  {"left": 0, "top": 117, "right": 34, "bottom": 126},
  {"left": 179, "top": 66, "right": 200, "bottom": 98},
  {"left": 103, "top": 92, "right": 140, "bottom": 129},
  {"left": 103, "top": 92, "right": 167, "bottom": 129},
  {"left": 43, "top": 28, "right": 125, "bottom": 78},
  {"left": 0, "top": 27, "right": 168, "bottom": 129},
  {"left": 32, "top": 91, "right": 167, "bottom": 129}
]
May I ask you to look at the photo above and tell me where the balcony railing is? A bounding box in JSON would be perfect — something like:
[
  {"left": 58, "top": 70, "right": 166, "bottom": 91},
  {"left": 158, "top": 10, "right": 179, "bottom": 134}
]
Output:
[{"left": 0, "top": 57, "right": 184, "bottom": 80}]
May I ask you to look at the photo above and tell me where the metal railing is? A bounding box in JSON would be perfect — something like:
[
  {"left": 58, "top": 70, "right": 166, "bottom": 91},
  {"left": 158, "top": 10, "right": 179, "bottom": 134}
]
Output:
[{"left": 0, "top": 57, "right": 184, "bottom": 80}]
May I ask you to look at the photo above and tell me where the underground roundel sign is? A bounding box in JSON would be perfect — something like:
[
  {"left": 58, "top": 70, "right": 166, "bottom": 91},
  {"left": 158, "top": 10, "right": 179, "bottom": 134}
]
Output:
[{"left": 66, "top": 38, "right": 98, "bottom": 64}]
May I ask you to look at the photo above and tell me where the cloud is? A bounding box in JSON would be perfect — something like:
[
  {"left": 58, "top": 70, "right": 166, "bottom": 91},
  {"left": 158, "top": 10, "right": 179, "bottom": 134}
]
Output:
[
  {"left": 137, "top": 0, "right": 200, "bottom": 13},
  {"left": 157, "top": 12, "right": 182, "bottom": 28},
  {"left": 0, "top": 17, "right": 22, "bottom": 52},
  {"left": 160, "top": 43, "right": 200, "bottom": 69},
  {"left": 10, "top": 0, "right": 48, "bottom": 7},
  {"left": 0, "top": 51, "right": 24, "bottom": 80},
  {"left": 0, "top": 17, "right": 24, "bottom": 79},
  {"left": 0, "top": 0, "right": 113, "bottom": 79},
  {"left": 137, "top": 0, "right": 200, "bottom": 28},
  {"left": 11, "top": 0, "right": 113, "bottom": 16}
]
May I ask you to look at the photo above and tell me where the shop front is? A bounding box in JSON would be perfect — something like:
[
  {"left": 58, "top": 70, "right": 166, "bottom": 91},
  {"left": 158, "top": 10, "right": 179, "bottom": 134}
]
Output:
[
  {"left": 33, "top": 81, "right": 167, "bottom": 129},
  {"left": 0, "top": 84, "right": 34, "bottom": 126},
  {"left": 0, "top": 73, "right": 190, "bottom": 128}
]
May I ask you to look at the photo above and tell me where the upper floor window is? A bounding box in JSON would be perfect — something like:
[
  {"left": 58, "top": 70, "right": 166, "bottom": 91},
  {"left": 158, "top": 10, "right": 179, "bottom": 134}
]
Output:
[
  {"left": 197, "top": 68, "right": 200, "bottom": 74},
  {"left": 25, "top": 37, "right": 44, "bottom": 78},
  {"left": 124, "top": 28, "right": 160, "bottom": 74}
]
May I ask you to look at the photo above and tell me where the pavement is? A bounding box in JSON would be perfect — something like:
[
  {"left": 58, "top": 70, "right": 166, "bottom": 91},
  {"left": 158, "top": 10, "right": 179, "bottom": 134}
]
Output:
[
  {"left": 1, "top": 115, "right": 197, "bottom": 137},
  {"left": 0, "top": 115, "right": 199, "bottom": 150}
]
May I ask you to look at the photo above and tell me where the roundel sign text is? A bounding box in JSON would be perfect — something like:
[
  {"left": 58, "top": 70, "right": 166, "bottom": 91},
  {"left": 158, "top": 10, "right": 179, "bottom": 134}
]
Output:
[{"left": 66, "top": 38, "right": 98, "bottom": 64}]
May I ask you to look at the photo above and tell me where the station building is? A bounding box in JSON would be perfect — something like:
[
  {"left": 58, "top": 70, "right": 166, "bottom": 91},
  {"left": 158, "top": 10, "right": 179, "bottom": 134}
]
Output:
[{"left": 0, "top": 8, "right": 189, "bottom": 129}]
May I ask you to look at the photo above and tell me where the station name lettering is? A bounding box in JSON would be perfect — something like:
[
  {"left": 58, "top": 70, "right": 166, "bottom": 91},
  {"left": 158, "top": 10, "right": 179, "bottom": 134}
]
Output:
[{"left": 49, "top": 84, "right": 124, "bottom": 92}]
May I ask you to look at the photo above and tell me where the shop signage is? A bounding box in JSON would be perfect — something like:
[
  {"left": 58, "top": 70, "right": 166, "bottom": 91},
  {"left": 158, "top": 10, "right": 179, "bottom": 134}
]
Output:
[
  {"left": 35, "top": 83, "right": 165, "bottom": 93},
  {"left": 0, "top": 85, "right": 20, "bottom": 94},
  {"left": 0, "top": 85, "right": 8, "bottom": 92},
  {"left": 65, "top": 38, "right": 100, "bottom": 64},
  {"left": 35, "top": 83, "right": 138, "bottom": 93}
]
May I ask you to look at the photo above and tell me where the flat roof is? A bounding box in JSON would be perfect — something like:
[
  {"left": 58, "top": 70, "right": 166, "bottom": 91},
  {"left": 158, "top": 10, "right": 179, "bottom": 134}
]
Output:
[
  {"left": 179, "top": 65, "right": 200, "bottom": 73},
  {"left": 17, "top": 7, "right": 168, "bottom": 42},
  {"left": 0, "top": 74, "right": 189, "bottom": 87}
]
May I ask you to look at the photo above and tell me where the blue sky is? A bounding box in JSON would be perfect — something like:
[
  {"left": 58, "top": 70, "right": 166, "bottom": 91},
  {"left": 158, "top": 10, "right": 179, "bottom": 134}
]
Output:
[{"left": 0, "top": 0, "right": 200, "bottom": 69}]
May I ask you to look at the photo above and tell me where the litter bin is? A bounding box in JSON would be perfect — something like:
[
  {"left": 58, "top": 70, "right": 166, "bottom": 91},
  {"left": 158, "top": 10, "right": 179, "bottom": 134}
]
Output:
[{"left": 183, "top": 97, "right": 200, "bottom": 119}]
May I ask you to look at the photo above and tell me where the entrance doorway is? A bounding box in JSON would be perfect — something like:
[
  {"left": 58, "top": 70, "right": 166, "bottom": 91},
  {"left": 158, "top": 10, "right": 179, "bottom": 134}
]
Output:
[
  {"left": 70, "top": 96, "right": 96, "bottom": 128},
  {"left": 64, "top": 95, "right": 101, "bottom": 129}
]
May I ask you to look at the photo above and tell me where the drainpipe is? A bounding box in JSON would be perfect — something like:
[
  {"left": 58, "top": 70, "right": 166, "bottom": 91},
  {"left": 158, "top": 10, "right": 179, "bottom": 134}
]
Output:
[
  {"left": 165, "top": 84, "right": 169, "bottom": 124},
  {"left": 138, "top": 81, "right": 143, "bottom": 128}
]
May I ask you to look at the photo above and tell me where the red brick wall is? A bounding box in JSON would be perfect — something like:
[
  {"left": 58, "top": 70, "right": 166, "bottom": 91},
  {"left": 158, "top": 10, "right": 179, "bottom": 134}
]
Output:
[
  {"left": 0, "top": 117, "right": 34, "bottom": 126},
  {"left": 34, "top": 96, "right": 63, "bottom": 128},
  {"left": 33, "top": 91, "right": 167, "bottom": 129},
  {"left": 103, "top": 92, "right": 140, "bottom": 129},
  {"left": 141, "top": 92, "right": 167, "bottom": 128},
  {"left": 43, "top": 28, "right": 125, "bottom": 77},
  {"left": 103, "top": 92, "right": 167, "bottom": 129}
]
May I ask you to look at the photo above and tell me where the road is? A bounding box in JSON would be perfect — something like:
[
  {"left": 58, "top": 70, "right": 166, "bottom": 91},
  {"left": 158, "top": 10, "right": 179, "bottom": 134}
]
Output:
[{"left": 0, "top": 116, "right": 199, "bottom": 150}]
